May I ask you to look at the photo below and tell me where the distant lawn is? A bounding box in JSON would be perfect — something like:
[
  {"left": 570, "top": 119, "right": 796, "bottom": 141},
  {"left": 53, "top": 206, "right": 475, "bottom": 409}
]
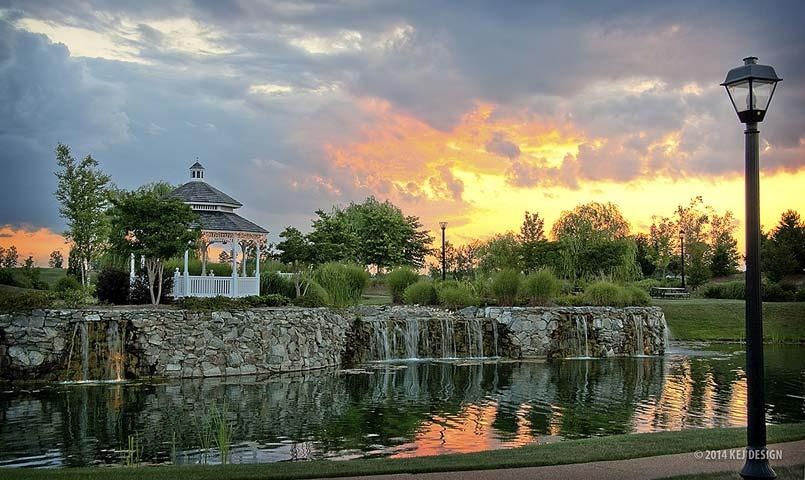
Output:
[
  {"left": 4, "top": 424, "right": 805, "bottom": 480},
  {"left": 656, "top": 298, "right": 805, "bottom": 343},
  {"left": 0, "top": 267, "right": 66, "bottom": 289},
  {"left": 360, "top": 294, "right": 392, "bottom": 305}
]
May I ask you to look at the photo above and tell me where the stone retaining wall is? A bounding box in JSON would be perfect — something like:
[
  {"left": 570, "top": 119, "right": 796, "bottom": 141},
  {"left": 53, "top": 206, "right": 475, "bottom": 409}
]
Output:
[
  {"left": 0, "top": 308, "right": 349, "bottom": 380},
  {"left": 0, "top": 305, "right": 666, "bottom": 380}
]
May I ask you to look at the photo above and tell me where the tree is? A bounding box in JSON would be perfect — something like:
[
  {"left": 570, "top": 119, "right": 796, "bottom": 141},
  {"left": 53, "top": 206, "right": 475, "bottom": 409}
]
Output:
[
  {"left": 49, "top": 250, "right": 64, "bottom": 268},
  {"left": 109, "top": 190, "right": 199, "bottom": 305},
  {"left": 54, "top": 143, "right": 111, "bottom": 286},
  {"left": 519, "top": 211, "right": 546, "bottom": 243},
  {"left": 2, "top": 245, "right": 18, "bottom": 268},
  {"left": 551, "top": 201, "right": 630, "bottom": 242},
  {"left": 649, "top": 216, "right": 676, "bottom": 277},
  {"left": 686, "top": 241, "right": 712, "bottom": 288},
  {"left": 478, "top": 233, "right": 521, "bottom": 273},
  {"left": 23, "top": 255, "right": 34, "bottom": 269},
  {"left": 762, "top": 210, "right": 805, "bottom": 281},
  {"left": 306, "top": 197, "right": 433, "bottom": 270},
  {"left": 276, "top": 227, "right": 314, "bottom": 265},
  {"left": 218, "top": 250, "right": 231, "bottom": 264},
  {"left": 634, "top": 234, "right": 656, "bottom": 277},
  {"left": 708, "top": 210, "right": 739, "bottom": 276}
]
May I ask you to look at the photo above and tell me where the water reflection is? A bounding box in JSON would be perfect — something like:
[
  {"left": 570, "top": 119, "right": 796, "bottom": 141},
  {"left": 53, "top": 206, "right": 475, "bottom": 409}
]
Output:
[{"left": 0, "top": 344, "right": 802, "bottom": 468}]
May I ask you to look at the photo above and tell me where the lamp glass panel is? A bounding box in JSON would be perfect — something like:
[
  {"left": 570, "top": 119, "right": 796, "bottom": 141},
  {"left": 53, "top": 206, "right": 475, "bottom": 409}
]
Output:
[
  {"left": 727, "top": 80, "right": 751, "bottom": 113},
  {"left": 752, "top": 80, "right": 776, "bottom": 111}
]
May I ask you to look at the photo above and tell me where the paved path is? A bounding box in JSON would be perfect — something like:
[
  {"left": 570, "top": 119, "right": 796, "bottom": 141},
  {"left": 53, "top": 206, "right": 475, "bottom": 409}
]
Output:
[{"left": 315, "top": 440, "right": 805, "bottom": 480}]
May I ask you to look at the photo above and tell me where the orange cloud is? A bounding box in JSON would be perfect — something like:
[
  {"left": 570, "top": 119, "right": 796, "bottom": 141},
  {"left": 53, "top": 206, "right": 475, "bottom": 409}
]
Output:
[
  {"left": 0, "top": 225, "right": 68, "bottom": 267},
  {"left": 323, "top": 100, "right": 805, "bottom": 254}
]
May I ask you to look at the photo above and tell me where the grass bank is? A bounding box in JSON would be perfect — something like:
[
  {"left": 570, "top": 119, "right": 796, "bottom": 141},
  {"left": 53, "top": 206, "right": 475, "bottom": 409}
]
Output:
[
  {"left": 6, "top": 424, "right": 805, "bottom": 480},
  {"left": 661, "top": 464, "right": 804, "bottom": 480},
  {"left": 656, "top": 299, "right": 805, "bottom": 343}
]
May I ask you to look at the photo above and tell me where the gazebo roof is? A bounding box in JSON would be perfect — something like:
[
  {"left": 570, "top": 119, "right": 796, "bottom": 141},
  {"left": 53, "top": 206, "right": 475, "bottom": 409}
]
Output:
[
  {"left": 193, "top": 211, "right": 268, "bottom": 234},
  {"left": 168, "top": 180, "right": 243, "bottom": 208}
]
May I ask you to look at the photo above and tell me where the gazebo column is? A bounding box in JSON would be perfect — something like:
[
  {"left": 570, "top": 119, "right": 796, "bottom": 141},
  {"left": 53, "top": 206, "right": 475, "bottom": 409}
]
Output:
[
  {"left": 255, "top": 240, "right": 261, "bottom": 296},
  {"left": 231, "top": 237, "right": 238, "bottom": 297},
  {"left": 183, "top": 249, "right": 190, "bottom": 297}
]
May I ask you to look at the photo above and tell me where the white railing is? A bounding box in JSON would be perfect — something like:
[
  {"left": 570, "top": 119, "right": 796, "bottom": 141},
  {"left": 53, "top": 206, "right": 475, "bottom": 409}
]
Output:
[{"left": 172, "top": 271, "right": 259, "bottom": 298}]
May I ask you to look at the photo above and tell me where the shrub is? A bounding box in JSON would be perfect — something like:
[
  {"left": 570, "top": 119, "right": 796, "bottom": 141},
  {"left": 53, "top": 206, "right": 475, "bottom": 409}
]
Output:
[
  {"left": 96, "top": 267, "right": 130, "bottom": 305},
  {"left": 177, "top": 294, "right": 290, "bottom": 311},
  {"left": 54, "top": 276, "right": 82, "bottom": 294},
  {"left": 521, "top": 269, "right": 560, "bottom": 306},
  {"left": 0, "top": 291, "right": 55, "bottom": 312},
  {"left": 553, "top": 294, "right": 586, "bottom": 307},
  {"left": 763, "top": 282, "right": 796, "bottom": 302},
  {"left": 795, "top": 289, "right": 805, "bottom": 302},
  {"left": 492, "top": 269, "right": 521, "bottom": 306},
  {"left": 624, "top": 284, "right": 650, "bottom": 306},
  {"left": 387, "top": 267, "right": 420, "bottom": 303},
  {"left": 582, "top": 281, "right": 629, "bottom": 307},
  {"left": 437, "top": 283, "right": 477, "bottom": 309},
  {"left": 292, "top": 282, "right": 329, "bottom": 307},
  {"left": 260, "top": 271, "right": 296, "bottom": 298},
  {"left": 0, "top": 269, "right": 18, "bottom": 287},
  {"left": 403, "top": 280, "right": 438, "bottom": 305},
  {"left": 314, "top": 263, "right": 368, "bottom": 307},
  {"left": 699, "top": 281, "right": 745, "bottom": 300},
  {"left": 633, "top": 278, "right": 662, "bottom": 293}
]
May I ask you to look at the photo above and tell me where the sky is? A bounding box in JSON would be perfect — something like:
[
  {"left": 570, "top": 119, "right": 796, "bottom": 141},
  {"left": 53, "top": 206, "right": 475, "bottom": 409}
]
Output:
[{"left": 1, "top": 0, "right": 804, "bottom": 265}]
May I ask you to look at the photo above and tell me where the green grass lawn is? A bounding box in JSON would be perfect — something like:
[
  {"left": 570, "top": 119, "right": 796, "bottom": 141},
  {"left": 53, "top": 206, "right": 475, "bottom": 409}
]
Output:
[
  {"left": 0, "top": 267, "right": 66, "bottom": 289},
  {"left": 360, "top": 294, "right": 392, "bottom": 305},
  {"left": 5, "top": 424, "right": 804, "bottom": 480},
  {"left": 656, "top": 299, "right": 805, "bottom": 343}
]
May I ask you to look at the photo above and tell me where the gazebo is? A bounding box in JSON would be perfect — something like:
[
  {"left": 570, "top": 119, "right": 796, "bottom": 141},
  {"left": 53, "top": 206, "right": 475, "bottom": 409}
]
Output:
[{"left": 159, "top": 162, "right": 268, "bottom": 297}]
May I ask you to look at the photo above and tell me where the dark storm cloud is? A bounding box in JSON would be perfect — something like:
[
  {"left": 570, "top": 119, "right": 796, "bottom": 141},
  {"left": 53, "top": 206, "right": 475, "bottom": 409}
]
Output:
[{"left": 0, "top": 0, "right": 803, "bottom": 235}]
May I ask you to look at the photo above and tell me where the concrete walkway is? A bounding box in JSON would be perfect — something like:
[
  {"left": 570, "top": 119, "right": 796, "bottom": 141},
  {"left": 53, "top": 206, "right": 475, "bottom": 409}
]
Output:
[{"left": 315, "top": 440, "right": 805, "bottom": 480}]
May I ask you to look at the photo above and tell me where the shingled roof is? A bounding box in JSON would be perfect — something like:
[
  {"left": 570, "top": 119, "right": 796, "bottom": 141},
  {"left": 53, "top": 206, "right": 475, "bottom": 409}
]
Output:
[
  {"left": 193, "top": 211, "right": 268, "bottom": 234},
  {"left": 168, "top": 181, "right": 243, "bottom": 207}
]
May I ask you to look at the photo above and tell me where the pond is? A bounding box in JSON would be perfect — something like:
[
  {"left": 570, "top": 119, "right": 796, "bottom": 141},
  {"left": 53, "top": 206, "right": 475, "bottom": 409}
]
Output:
[{"left": 1, "top": 344, "right": 803, "bottom": 468}]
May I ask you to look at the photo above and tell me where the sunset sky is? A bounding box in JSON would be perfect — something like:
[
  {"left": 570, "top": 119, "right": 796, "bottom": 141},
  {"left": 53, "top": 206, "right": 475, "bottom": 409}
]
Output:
[{"left": 1, "top": 0, "right": 804, "bottom": 265}]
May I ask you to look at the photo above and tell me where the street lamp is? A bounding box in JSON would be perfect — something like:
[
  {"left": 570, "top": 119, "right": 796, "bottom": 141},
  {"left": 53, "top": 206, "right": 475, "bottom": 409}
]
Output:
[
  {"left": 439, "top": 221, "right": 447, "bottom": 281},
  {"left": 722, "top": 56, "right": 782, "bottom": 480},
  {"left": 679, "top": 229, "right": 686, "bottom": 290}
]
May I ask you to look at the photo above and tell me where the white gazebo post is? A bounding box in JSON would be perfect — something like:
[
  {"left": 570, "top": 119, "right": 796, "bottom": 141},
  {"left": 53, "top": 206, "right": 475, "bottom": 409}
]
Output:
[
  {"left": 255, "top": 240, "right": 261, "bottom": 296},
  {"left": 183, "top": 249, "right": 190, "bottom": 297},
  {"left": 231, "top": 237, "right": 238, "bottom": 297},
  {"left": 129, "top": 253, "right": 135, "bottom": 285}
]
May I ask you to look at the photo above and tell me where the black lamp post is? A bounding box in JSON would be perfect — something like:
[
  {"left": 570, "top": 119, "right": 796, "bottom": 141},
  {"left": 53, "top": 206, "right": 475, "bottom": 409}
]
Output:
[
  {"left": 679, "top": 229, "right": 686, "bottom": 289},
  {"left": 439, "top": 221, "right": 447, "bottom": 281},
  {"left": 722, "top": 56, "right": 782, "bottom": 480}
]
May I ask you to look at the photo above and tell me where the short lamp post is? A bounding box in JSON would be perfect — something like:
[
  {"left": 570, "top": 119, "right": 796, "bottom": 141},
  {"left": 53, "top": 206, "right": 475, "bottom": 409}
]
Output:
[
  {"left": 722, "top": 56, "right": 782, "bottom": 480},
  {"left": 679, "top": 229, "right": 686, "bottom": 290},
  {"left": 439, "top": 222, "right": 447, "bottom": 281}
]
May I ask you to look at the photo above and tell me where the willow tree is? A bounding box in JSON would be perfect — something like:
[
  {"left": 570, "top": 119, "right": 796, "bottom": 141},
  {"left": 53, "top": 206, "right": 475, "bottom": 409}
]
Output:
[{"left": 108, "top": 190, "right": 198, "bottom": 305}]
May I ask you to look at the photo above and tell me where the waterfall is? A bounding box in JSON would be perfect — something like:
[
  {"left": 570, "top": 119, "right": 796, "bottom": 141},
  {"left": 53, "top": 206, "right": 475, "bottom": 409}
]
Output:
[
  {"left": 371, "top": 321, "right": 391, "bottom": 360},
  {"left": 441, "top": 318, "right": 455, "bottom": 358},
  {"left": 464, "top": 319, "right": 483, "bottom": 357},
  {"left": 107, "top": 320, "right": 124, "bottom": 381},
  {"left": 492, "top": 321, "right": 499, "bottom": 357},
  {"left": 404, "top": 319, "right": 420, "bottom": 359},
  {"left": 634, "top": 314, "right": 645, "bottom": 356},
  {"left": 80, "top": 321, "right": 89, "bottom": 382},
  {"left": 573, "top": 315, "right": 590, "bottom": 358}
]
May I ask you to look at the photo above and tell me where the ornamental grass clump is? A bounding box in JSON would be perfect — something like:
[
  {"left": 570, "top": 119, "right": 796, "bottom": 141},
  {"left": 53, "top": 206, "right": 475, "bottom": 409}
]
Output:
[
  {"left": 387, "top": 267, "right": 420, "bottom": 303},
  {"left": 403, "top": 280, "right": 438, "bottom": 305},
  {"left": 582, "top": 281, "right": 628, "bottom": 307},
  {"left": 491, "top": 269, "right": 521, "bottom": 306},
  {"left": 436, "top": 283, "right": 477, "bottom": 309},
  {"left": 314, "top": 262, "right": 369, "bottom": 307},
  {"left": 521, "top": 269, "right": 561, "bottom": 306}
]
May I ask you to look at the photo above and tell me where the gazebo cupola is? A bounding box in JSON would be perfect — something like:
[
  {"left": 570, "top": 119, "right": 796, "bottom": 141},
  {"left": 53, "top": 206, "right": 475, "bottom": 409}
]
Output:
[{"left": 153, "top": 161, "right": 269, "bottom": 298}]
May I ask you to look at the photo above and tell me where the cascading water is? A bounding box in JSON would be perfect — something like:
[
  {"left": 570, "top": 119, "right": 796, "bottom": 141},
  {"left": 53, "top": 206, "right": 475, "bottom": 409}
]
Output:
[
  {"left": 466, "top": 319, "right": 484, "bottom": 357},
  {"left": 441, "top": 318, "right": 456, "bottom": 358},
  {"left": 634, "top": 313, "right": 645, "bottom": 356},
  {"left": 80, "top": 321, "right": 89, "bottom": 382},
  {"left": 404, "top": 319, "right": 420, "bottom": 359},
  {"left": 492, "top": 321, "right": 499, "bottom": 357},
  {"left": 107, "top": 320, "right": 124, "bottom": 381},
  {"left": 573, "top": 315, "right": 590, "bottom": 358}
]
